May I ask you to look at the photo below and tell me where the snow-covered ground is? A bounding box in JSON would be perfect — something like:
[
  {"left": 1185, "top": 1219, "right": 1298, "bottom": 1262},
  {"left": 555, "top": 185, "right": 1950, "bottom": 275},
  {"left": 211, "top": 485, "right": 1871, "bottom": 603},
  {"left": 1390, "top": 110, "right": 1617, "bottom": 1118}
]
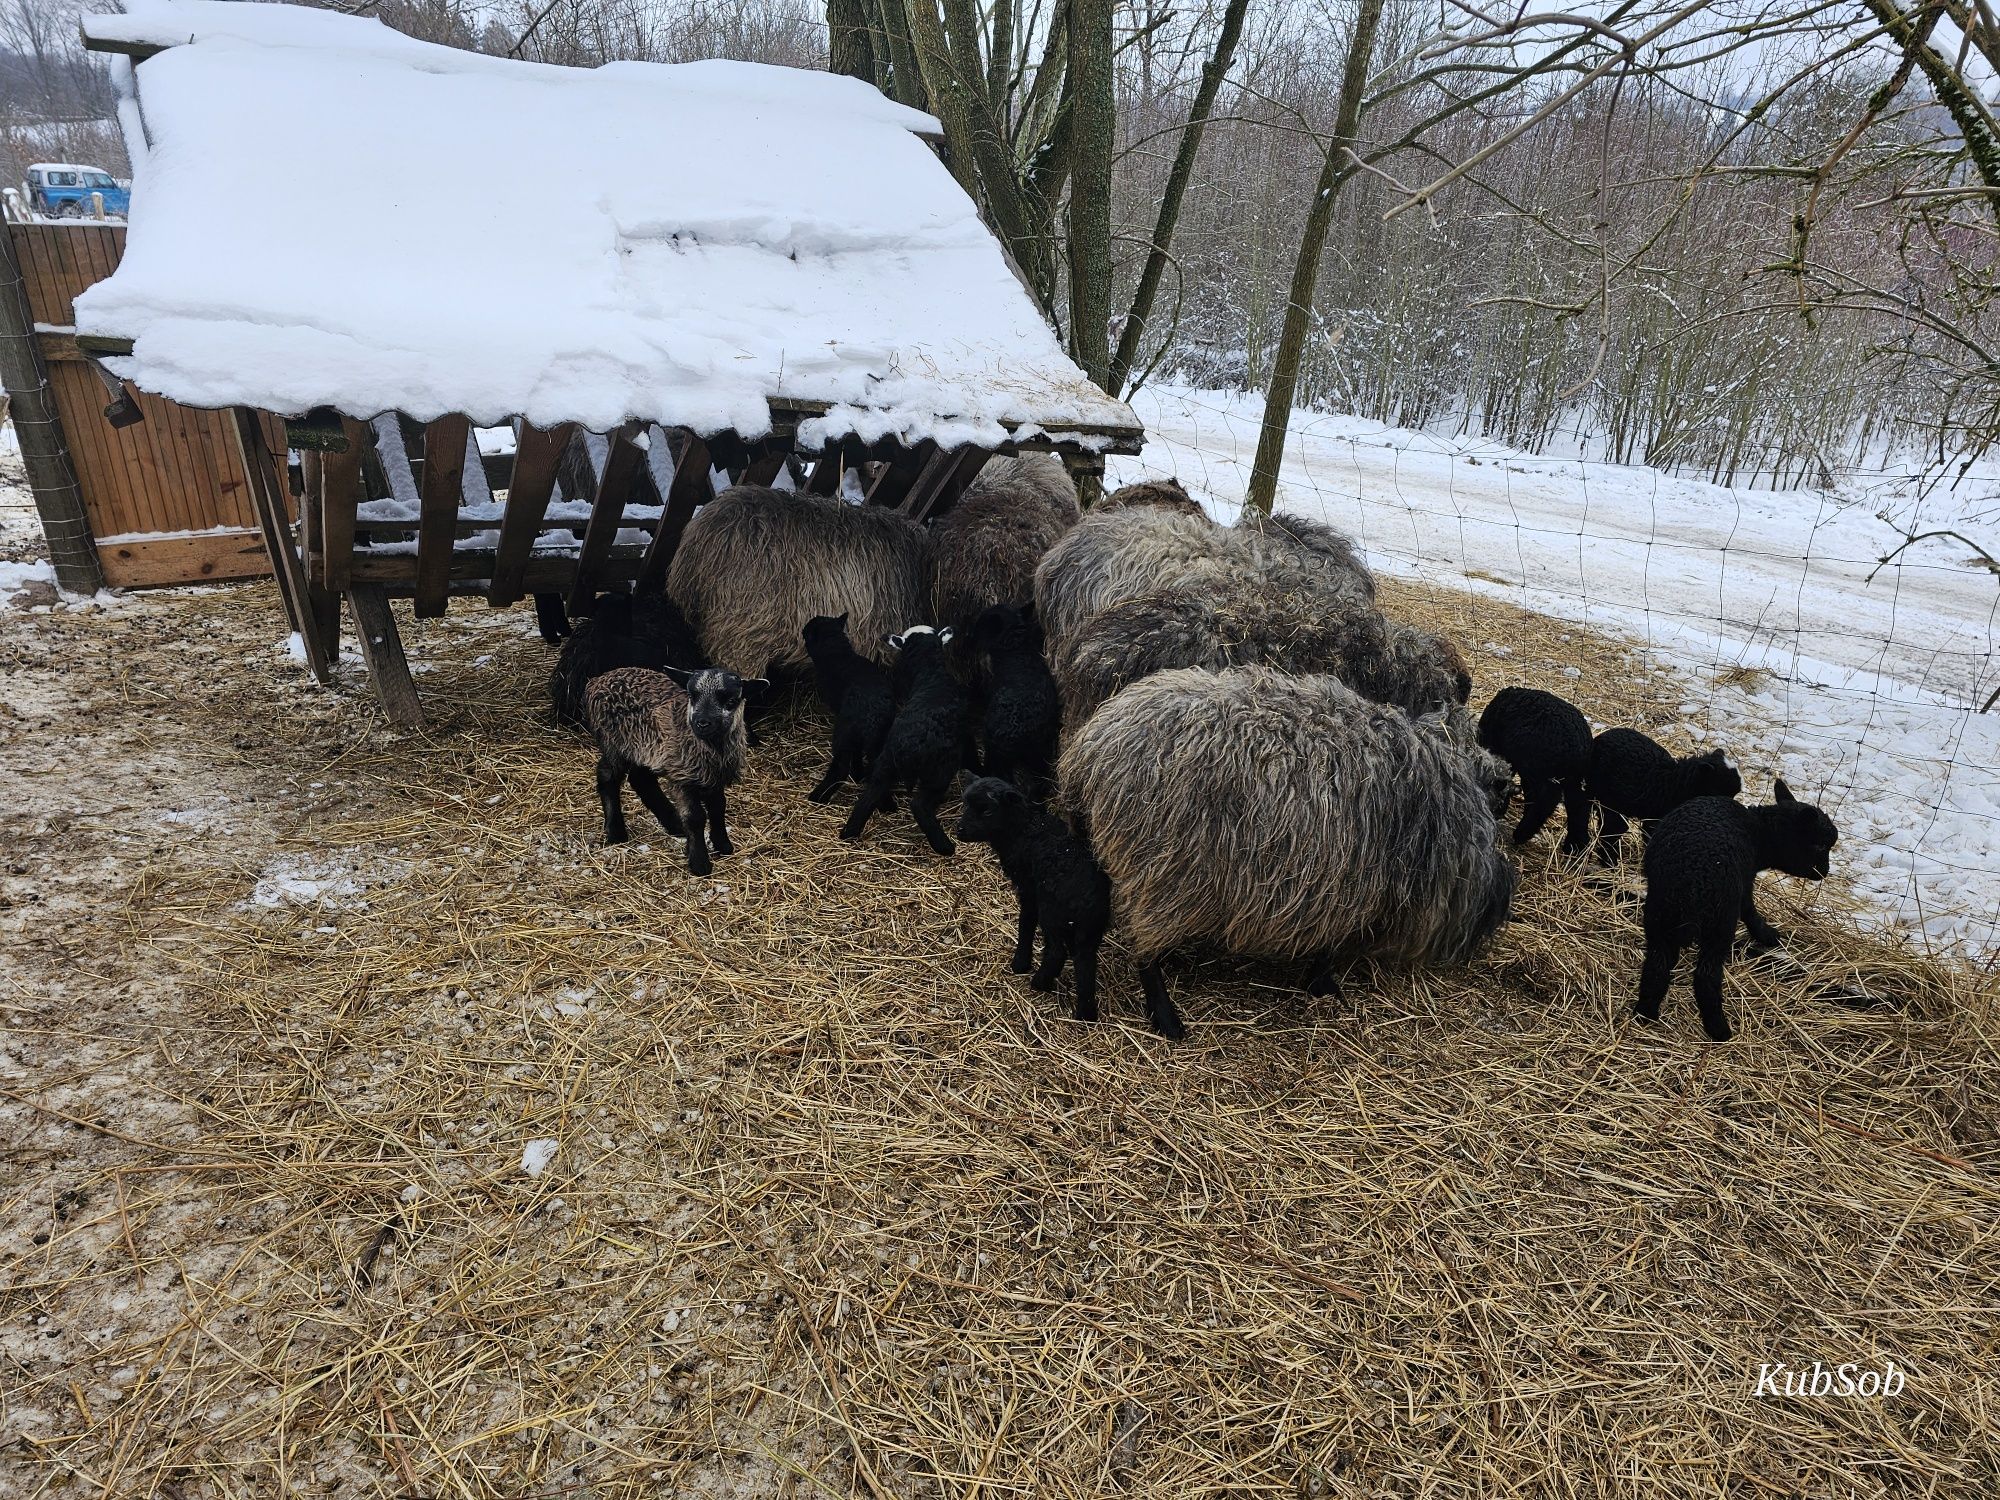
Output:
[{"left": 1108, "top": 386, "right": 1999, "bottom": 959}]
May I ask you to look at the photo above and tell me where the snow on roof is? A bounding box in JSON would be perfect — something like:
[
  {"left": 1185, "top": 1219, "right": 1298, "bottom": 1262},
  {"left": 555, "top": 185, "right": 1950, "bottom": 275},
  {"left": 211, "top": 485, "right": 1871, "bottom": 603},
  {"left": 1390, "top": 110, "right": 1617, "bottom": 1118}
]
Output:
[
  {"left": 27, "top": 163, "right": 116, "bottom": 176},
  {"left": 75, "top": 0, "right": 1140, "bottom": 451}
]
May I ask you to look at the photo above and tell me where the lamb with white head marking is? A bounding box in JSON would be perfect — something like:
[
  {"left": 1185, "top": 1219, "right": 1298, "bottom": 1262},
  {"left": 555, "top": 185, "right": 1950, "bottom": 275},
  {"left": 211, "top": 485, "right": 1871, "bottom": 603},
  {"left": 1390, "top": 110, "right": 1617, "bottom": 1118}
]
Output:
[
  {"left": 840, "top": 626, "right": 979, "bottom": 855},
  {"left": 1058, "top": 667, "right": 1515, "bottom": 1037},
  {"left": 584, "top": 666, "right": 764, "bottom": 874},
  {"left": 1636, "top": 780, "right": 1838, "bottom": 1041}
]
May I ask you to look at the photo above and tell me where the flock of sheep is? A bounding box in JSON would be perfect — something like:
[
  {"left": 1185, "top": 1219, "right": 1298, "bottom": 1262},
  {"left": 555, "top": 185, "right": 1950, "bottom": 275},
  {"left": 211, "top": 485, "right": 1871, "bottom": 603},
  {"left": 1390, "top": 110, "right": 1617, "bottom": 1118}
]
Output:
[{"left": 548, "top": 455, "right": 1839, "bottom": 1044}]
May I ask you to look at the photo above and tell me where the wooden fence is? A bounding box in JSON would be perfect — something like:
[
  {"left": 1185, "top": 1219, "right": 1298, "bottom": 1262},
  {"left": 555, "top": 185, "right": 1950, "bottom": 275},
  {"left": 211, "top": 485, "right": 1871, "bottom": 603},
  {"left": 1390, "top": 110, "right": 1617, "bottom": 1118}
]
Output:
[{"left": 8, "top": 220, "right": 279, "bottom": 586}]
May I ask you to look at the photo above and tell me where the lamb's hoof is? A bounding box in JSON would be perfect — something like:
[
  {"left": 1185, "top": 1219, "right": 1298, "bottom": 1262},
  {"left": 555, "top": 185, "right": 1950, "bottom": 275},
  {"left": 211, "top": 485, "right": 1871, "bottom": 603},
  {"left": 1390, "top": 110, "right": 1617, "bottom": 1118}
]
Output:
[
  {"left": 838, "top": 825, "right": 864, "bottom": 842},
  {"left": 1152, "top": 1010, "right": 1187, "bottom": 1041},
  {"left": 928, "top": 840, "right": 956, "bottom": 857},
  {"left": 1009, "top": 954, "right": 1034, "bottom": 975},
  {"left": 1073, "top": 1003, "right": 1100, "bottom": 1024},
  {"left": 745, "top": 727, "right": 764, "bottom": 748},
  {"left": 604, "top": 830, "right": 628, "bottom": 846},
  {"left": 1029, "top": 973, "right": 1056, "bottom": 993},
  {"left": 710, "top": 835, "right": 734, "bottom": 856},
  {"left": 806, "top": 788, "right": 835, "bottom": 805},
  {"left": 1305, "top": 974, "right": 1342, "bottom": 1001},
  {"left": 1631, "top": 1006, "right": 1661, "bottom": 1026},
  {"left": 1703, "top": 1023, "right": 1734, "bottom": 1043}
]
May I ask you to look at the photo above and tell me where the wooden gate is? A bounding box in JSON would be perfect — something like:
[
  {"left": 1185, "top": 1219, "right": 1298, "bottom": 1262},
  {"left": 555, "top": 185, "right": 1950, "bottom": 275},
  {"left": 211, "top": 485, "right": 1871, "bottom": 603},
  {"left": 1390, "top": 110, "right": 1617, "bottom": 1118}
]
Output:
[{"left": 9, "top": 221, "right": 277, "bottom": 586}]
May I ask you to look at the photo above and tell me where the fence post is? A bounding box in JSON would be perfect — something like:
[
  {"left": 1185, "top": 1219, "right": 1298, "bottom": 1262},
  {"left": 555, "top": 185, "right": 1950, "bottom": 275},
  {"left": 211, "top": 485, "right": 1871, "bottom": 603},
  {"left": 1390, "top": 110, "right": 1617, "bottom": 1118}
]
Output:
[{"left": 0, "top": 213, "right": 104, "bottom": 595}]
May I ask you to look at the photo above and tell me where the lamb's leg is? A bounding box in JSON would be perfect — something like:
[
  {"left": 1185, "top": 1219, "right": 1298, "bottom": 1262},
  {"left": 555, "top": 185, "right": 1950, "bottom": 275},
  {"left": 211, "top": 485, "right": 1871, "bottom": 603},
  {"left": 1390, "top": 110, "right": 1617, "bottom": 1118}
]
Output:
[
  {"left": 1741, "top": 892, "right": 1782, "bottom": 952},
  {"left": 1070, "top": 917, "right": 1104, "bottom": 1023},
  {"left": 1558, "top": 779, "right": 1593, "bottom": 855},
  {"left": 1304, "top": 953, "right": 1343, "bottom": 1000},
  {"left": 1594, "top": 806, "right": 1629, "bottom": 864},
  {"left": 1634, "top": 926, "right": 1678, "bottom": 1026},
  {"left": 807, "top": 751, "right": 851, "bottom": 804},
  {"left": 533, "top": 592, "right": 571, "bottom": 644},
  {"left": 627, "top": 769, "right": 685, "bottom": 837},
  {"left": 1691, "top": 925, "right": 1735, "bottom": 1042},
  {"left": 960, "top": 734, "right": 983, "bottom": 778},
  {"left": 1137, "top": 960, "right": 1186, "bottom": 1041},
  {"left": 1512, "top": 778, "right": 1559, "bottom": 845},
  {"left": 703, "top": 787, "right": 733, "bottom": 856},
  {"left": 1029, "top": 921, "right": 1069, "bottom": 992},
  {"left": 1010, "top": 888, "right": 1039, "bottom": 973},
  {"left": 840, "top": 763, "right": 896, "bottom": 842},
  {"left": 596, "top": 755, "right": 629, "bottom": 845},
  {"left": 909, "top": 774, "right": 956, "bottom": 856},
  {"left": 680, "top": 793, "right": 712, "bottom": 877}
]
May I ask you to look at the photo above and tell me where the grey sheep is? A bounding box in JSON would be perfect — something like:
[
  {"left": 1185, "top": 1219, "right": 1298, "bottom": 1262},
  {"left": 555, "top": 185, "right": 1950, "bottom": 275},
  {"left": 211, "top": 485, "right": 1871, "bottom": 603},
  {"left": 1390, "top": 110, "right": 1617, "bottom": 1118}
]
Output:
[
  {"left": 1052, "top": 577, "right": 1472, "bottom": 727},
  {"left": 931, "top": 453, "right": 1079, "bottom": 635},
  {"left": 1033, "top": 504, "right": 1375, "bottom": 659},
  {"left": 666, "top": 485, "right": 932, "bottom": 677},
  {"left": 1095, "top": 477, "right": 1206, "bottom": 518},
  {"left": 1058, "top": 667, "right": 1515, "bottom": 1034},
  {"left": 584, "top": 666, "right": 762, "bottom": 875}
]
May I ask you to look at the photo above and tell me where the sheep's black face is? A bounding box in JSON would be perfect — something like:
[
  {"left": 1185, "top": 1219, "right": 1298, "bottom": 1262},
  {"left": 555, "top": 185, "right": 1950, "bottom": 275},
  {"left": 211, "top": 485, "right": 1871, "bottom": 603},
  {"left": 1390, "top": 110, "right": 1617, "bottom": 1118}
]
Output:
[
  {"left": 972, "top": 603, "right": 1037, "bottom": 655},
  {"left": 1779, "top": 807, "right": 1838, "bottom": 881},
  {"left": 1692, "top": 750, "right": 1742, "bottom": 800},
  {"left": 956, "top": 776, "right": 1030, "bottom": 843},
  {"left": 802, "top": 613, "right": 852, "bottom": 654},
  {"left": 679, "top": 668, "right": 755, "bottom": 749}
]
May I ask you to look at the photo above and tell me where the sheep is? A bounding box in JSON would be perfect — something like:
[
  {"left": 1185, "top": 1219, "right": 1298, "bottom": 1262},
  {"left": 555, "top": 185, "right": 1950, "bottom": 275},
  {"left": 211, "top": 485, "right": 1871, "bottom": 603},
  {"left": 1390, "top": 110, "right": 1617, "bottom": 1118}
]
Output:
[
  {"left": 1033, "top": 504, "right": 1374, "bottom": 659},
  {"left": 665, "top": 485, "right": 932, "bottom": 677},
  {"left": 533, "top": 593, "right": 573, "bottom": 644},
  {"left": 1477, "top": 686, "right": 1594, "bottom": 852},
  {"left": 1587, "top": 727, "right": 1742, "bottom": 861},
  {"left": 1059, "top": 667, "right": 1516, "bottom": 1034},
  {"left": 956, "top": 776, "right": 1113, "bottom": 1025},
  {"left": 801, "top": 613, "right": 895, "bottom": 804},
  {"left": 1051, "top": 575, "right": 1471, "bottom": 728},
  {"left": 931, "top": 455, "right": 1078, "bottom": 635},
  {"left": 970, "top": 603, "right": 1062, "bottom": 790},
  {"left": 550, "top": 588, "right": 703, "bottom": 727},
  {"left": 840, "top": 627, "right": 980, "bottom": 855},
  {"left": 1636, "top": 781, "right": 1838, "bottom": 1041},
  {"left": 1095, "top": 477, "right": 1206, "bottom": 518},
  {"left": 1235, "top": 508, "right": 1378, "bottom": 603},
  {"left": 584, "top": 665, "right": 763, "bottom": 874}
]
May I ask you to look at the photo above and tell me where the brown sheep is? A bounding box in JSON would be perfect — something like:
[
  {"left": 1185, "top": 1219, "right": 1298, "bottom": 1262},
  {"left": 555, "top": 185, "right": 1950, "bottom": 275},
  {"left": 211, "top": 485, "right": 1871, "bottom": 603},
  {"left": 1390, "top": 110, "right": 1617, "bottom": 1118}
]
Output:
[{"left": 931, "top": 454, "right": 1079, "bottom": 634}]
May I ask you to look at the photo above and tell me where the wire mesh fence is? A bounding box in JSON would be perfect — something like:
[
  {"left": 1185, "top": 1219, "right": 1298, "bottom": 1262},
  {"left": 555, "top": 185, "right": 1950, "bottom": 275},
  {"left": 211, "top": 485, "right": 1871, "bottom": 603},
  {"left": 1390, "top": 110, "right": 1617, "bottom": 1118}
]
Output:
[{"left": 1105, "top": 386, "right": 2000, "bottom": 962}]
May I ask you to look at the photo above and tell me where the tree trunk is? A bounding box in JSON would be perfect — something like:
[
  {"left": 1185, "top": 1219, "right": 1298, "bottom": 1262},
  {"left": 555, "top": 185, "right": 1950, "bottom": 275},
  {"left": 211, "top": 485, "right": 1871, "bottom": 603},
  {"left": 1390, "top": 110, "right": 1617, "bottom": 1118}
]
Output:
[
  {"left": 1242, "top": 0, "right": 1385, "bottom": 516},
  {"left": 1065, "top": 0, "right": 1114, "bottom": 389},
  {"left": 827, "top": 0, "right": 877, "bottom": 85},
  {"left": 1108, "top": 0, "right": 1250, "bottom": 394}
]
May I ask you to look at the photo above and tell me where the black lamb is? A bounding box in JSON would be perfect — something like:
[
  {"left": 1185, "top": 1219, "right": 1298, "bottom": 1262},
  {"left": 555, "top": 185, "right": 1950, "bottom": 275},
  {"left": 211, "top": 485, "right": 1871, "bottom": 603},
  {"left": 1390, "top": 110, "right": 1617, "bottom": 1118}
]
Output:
[
  {"left": 1636, "top": 781, "right": 1838, "bottom": 1041},
  {"left": 1477, "top": 686, "right": 1594, "bottom": 852},
  {"left": 840, "top": 627, "right": 980, "bottom": 855},
  {"left": 549, "top": 588, "right": 702, "bottom": 727},
  {"left": 1586, "top": 727, "right": 1741, "bottom": 860},
  {"left": 970, "top": 603, "right": 1061, "bottom": 792},
  {"left": 802, "top": 613, "right": 896, "bottom": 804},
  {"left": 957, "top": 776, "right": 1127, "bottom": 1029}
]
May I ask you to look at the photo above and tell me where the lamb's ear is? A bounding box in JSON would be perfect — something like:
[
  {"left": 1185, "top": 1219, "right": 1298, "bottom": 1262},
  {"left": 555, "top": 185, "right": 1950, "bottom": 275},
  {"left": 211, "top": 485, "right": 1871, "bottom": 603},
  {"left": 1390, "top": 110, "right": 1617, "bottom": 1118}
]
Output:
[
  {"left": 887, "top": 633, "right": 906, "bottom": 651},
  {"left": 1773, "top": 778, "right": 1795, "bottom": 804},
  {"left": 662, "top": 665, "right": 695, "bottom": 687},
  {"left": 938, "top": 626, "right": 955, "bottom": 646},
  {"left": 741, "top": 677, "right": 771, "bottom": 701},
  {"left": 836, "top": 612, "right": 849, "bottom": 627}
]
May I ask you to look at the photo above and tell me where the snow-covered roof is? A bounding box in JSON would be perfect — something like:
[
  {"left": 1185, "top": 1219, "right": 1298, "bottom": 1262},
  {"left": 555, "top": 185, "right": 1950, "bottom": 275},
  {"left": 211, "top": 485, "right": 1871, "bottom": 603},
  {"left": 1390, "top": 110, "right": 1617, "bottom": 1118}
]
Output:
[
  {"left": 77, "top": 0, "right": 1141, "bottom": 452},
  {"left": 26, "top": 163, "right": 115, "bottom": 176}
]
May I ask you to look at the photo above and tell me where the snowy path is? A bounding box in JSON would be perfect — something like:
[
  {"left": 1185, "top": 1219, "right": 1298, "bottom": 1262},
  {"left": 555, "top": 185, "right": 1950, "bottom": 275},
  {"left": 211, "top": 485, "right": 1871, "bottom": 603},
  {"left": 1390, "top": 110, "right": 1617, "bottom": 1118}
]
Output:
[{"left": 1108, "top": 387, "right": 1999, "bottom": 957}]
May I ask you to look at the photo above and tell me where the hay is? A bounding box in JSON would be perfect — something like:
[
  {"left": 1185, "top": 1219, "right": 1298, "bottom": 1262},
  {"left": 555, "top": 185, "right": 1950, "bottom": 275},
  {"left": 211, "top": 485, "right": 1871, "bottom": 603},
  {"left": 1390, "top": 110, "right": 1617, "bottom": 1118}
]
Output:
[{"left": 2, "top": 577, "right": 1996, "bottom": 1498}]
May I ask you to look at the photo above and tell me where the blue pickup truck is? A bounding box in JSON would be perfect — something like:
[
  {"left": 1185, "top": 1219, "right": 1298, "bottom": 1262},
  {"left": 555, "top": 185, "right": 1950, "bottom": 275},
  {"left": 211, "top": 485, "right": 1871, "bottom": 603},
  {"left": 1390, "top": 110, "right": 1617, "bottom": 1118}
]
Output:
[{"left": 25, "top": 163, "right": 130, "bottom": 219}]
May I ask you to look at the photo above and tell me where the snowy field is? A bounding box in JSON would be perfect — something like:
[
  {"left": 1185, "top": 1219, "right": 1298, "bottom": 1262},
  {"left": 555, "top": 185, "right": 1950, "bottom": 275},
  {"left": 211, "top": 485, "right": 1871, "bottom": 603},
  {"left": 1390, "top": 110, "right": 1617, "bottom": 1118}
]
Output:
[{"left": 1108, "top": 387, "right": 2000, "bottom": 959}]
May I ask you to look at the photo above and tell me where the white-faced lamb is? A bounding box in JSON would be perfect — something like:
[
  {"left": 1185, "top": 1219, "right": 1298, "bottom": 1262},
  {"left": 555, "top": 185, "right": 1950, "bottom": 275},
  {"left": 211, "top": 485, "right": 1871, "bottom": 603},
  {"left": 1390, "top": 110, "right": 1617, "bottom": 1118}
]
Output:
[
  {"left": 801, "top": 613, "right": 895, "bottom": 804},
  {"left": 969, "top": 603, "right": 1061, "bottom": 790},
  {"left": 665, "top": 485, "right": 932, "bottom": 678},
  {"left": 839, "top": 627, "right": 980, "bottom": 856},
  {"left": 550, "top": 588, "right": 703, "bottom": 727},
  {"left": 1477, "top": 686, "right": 1594, "bottom": 852},
  {"left": 1052, "top": 576, "right": 1470, "bottom": 727},
  {"left": 1636, "top": 781, "right": 1838, "bottom": 1041},
  {"left": 956, "top": 776, "right": 1113, "bottom": 1026},
  {"left": 1058, "top": 667, "right": 1515, "bottom": 1036},
  {"left": 930, "top": 454, "right": 1078, "bottom": 635},
  {"left": 584, "top": 666, "right": 764, "bottom": 875},
  {"left": 1586, "top": 727, "right": 1741, "bottom": 860}
]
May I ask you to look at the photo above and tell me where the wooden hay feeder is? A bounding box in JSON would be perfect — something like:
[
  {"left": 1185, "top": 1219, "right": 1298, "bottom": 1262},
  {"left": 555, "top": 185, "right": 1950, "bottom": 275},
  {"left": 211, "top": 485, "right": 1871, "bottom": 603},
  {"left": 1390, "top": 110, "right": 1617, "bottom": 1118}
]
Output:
[{"left": 76, "top": 0, "right": 1143, "bottom": 728}]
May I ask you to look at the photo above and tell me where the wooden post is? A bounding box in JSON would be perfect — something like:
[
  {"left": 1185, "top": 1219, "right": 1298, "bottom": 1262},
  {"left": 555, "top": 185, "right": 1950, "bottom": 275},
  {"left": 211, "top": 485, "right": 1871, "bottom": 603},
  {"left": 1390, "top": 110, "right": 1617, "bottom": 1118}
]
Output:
[
  {"left": 295, "top": 449, "right": 340, "bottom": 659},
  {"left": 349, "top": 584, "right": 426, "bottom": 730},
  {"left": 414, "top": 414, "right": 470, "bottom": 619},
  {"left": 318, "top": 416, "right": 367, "bottom": 592},
  {"left": 490, "top": 420, "right": 576, "bottom": 606},
  {"left": 567, "top": 423, "right": 645, "bottom": 611},
  {"left": 231, "top": 406, "right": 331, "bottom": 684},
  {"left": 634, "top": 430, "right": 713, "bottom": 594},
  {"left": 0, "top": 213, "right": 104, "bottom": 594}
]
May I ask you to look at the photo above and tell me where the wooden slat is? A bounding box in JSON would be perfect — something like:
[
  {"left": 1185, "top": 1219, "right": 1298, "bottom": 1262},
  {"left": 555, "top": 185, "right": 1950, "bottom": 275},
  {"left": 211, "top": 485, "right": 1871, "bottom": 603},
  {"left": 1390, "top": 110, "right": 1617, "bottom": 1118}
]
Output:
[
  {"left": 489, "top": 420, "right": 575, "bottom": 606},
  {"left": 413, "top": 414, "right": 470, "bottom": 619},
  {"left": 566, "top": 423, "right": 645, "bottom": 611},
  {"left": 232, "top": 406, "right": 331, "bottom": 684},
  {"left": 906, "top": 447, "right": 991, "bottom": 524},
  {"left": 296, "top": 449, "right": 340, "bottom": 659},
  {"left": 634, "top": 431, "right": 712, "bottom": 594},
  {"left": 351, "top": 551, "right": 645, "bottom": 588},
  {"left": 96, "top": 529, "right": 269, "bottom": 587},
  {"left": 804, "top": 447, "right": 844, "bottom": 495},
  {"left": 318, "top": 417, "right": 368, "bottom": 591},
  {"left": 894, "top": 445, "right": 959, "bottom": 519},
  {"left": 741, "top": 448, "right": 788, "bottom": 486},
  {"left": 866, "top": 441, "right": 936, "bottom": 507},
  {"left": 349, "top": 584, "right": 426, "bottom": 730}
]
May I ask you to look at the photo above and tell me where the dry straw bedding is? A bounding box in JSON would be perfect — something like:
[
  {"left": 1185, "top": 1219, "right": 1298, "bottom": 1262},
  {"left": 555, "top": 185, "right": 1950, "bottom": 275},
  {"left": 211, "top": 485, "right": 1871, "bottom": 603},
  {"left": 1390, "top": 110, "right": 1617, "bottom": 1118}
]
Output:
[{"left": 1, "top": 576, "right": 1996, "bottom": 1498}]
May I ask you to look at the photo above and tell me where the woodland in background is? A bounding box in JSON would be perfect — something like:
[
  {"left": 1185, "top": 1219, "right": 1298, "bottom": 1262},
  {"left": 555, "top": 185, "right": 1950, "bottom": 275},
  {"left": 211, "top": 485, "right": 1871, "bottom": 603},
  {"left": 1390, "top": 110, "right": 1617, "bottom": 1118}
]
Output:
[{"left": 7, "top": 0, "right": 2000, "bottom": 497}]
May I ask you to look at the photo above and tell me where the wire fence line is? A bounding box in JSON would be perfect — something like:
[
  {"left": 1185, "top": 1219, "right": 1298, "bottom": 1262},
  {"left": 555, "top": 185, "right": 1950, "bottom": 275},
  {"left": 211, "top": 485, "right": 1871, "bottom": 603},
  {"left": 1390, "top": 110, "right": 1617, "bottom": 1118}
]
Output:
[{"left": 1107, "top": 385, "right": 2000, "bottom": 961}]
